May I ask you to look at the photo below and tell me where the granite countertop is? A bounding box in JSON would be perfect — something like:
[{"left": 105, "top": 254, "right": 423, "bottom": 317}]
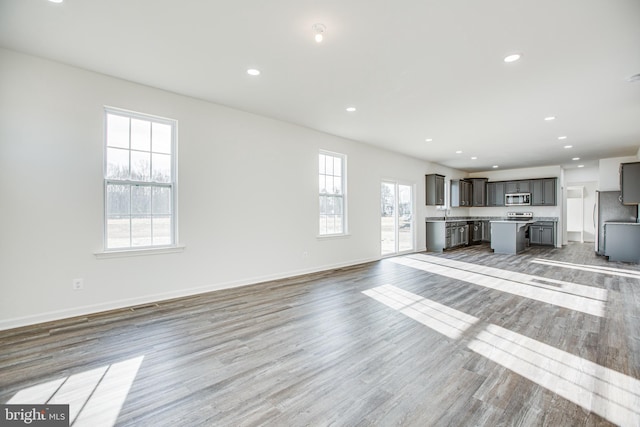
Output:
[
  {"left": 426, "top": 216, "right": 558, "bottom": 223},
  {"left": 604, "top": 221, "right": 640, "bottom": 226},
  {"left": 490, "top": 220, "right": 536, "bottom": 224}
]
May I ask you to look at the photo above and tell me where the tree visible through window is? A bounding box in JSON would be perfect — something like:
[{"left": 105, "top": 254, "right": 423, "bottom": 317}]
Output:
[
  {"left": 319, "top": 151, "right": 346, "bottom": 235},
  {"left": 104, "top": 108, "right": 176, "bottom": 250}
]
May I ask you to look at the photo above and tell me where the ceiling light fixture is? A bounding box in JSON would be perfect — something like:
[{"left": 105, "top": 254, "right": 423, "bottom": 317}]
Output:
[
  {"left": 471, "top": 157, "right": 478, "bottom": 160},
  {"left": 247, "top": 68, "right": 260, "bottom": 76},
  {"left": 492, "top": 165, "right": 499, "bottom": 169},
  {"left": 572, "top": 157, "right": 580, "bottom": 161},
  {"left": 48, "top": 0, "right": 63, "bottom": 3},
  {"left": 345, "top": 107, "right": 356, "bottom": 112},
  {"left": 455, "top": 150, "right": 462, "bottom": 154},
  {"left": 578, "top": 165, "right": 585, "bottom": 168},
  {"left": 503, "top": 53, "right": 522, "bottom": 63},
  {"left": 312, "top": 23, "right": 326, "bottom": 43},
  {"left": 425, "top": 138, "right": 433, "bottom": 142},
  {"left": 558, "top": 136, "right": 567, "bottom": 140},
  {"left": 564, "top": 145, "right": 573, "bottom": 149},
  {"left": 544, "top": 116, "right": 556, "bottom": 121}
]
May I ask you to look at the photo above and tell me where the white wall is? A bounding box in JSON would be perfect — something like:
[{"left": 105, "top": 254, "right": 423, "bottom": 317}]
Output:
[
  {"left": 0, "top": 49, "right": 464, "bottom": 329},
  {"left": 598, "top": 156, "right": 638, "bottom": 190}
]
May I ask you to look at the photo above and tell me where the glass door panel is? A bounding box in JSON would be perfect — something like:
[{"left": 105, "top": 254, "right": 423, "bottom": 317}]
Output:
[
  {"left": 381, "top": 182, "right": 396, "bottom": 256},
  {"left": 398, "top": 184, "right": 413, "bottom": 252},
  {"left": 381, "top": 181, "right": 414, "bottom": 256}
]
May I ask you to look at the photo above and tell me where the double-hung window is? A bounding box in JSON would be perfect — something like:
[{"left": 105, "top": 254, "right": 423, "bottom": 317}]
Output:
[
  {"left": 319, "top": 150, "right": 346, "bottom": 235},
  {"left": 104, "top": 107, "right": 176, "bottom": 250}
]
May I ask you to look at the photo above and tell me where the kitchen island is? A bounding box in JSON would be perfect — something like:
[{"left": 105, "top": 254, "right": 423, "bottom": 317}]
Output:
[
  {"left": 425, "top": 214, "right": 557, "bottom": 253},
  {"left": 490, "top": 220, "right": 534, "bottom": 255}
]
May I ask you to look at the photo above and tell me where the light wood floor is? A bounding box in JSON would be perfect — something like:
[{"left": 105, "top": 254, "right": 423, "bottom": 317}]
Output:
[{"left": 1, "top": 243, "right": 640, "bottom": 426}]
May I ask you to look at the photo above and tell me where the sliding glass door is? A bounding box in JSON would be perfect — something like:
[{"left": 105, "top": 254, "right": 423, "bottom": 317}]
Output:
[{"left": 381, "top": 181, "right": 414, "bottom": 256}]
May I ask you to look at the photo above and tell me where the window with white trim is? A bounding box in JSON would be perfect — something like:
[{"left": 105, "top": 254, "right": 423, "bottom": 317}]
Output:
[
  {"left": 104, "top": 107, "right": 176, "bottom": 250},
  {"left": 319, "top": 151, "right": 346, "bottom": 235}
]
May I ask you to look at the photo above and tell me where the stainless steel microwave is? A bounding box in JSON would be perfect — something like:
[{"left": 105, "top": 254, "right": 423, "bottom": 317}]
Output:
[{"left": 505, "top": 193, "right": 531, "bottom": 206}]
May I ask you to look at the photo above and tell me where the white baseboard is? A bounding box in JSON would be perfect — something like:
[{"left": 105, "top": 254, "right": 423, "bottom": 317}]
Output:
[{"left": 0, "top": 256, "right": 380, "bottom": 332}]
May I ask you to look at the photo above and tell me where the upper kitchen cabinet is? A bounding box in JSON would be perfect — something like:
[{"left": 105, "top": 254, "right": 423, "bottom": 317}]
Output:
[
  {"left": 531, "top": 178, "right": 557, "bottom": 206},
  {"left": 468, "top": 178, "right": 488, "bottom": 207},
  {"left": 450, "top": 179, "right": 472, "bottom": 207},
  {"left": 621, "top": 162, "right": 640, "bottom": 205},
  {"left": 425, "top": 174, "right": 445, "bottom": 206},
  {"left": 505, "top": 180, "right": 531, "bottom": 194},
  {"left": 487, "top": 182, "right": 505, "bottom": 207}
]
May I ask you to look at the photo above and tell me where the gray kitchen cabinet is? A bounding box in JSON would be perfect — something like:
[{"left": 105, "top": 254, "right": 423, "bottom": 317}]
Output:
[
  {"left": 449, "top": 222, "right": 469, "bottom": 248},
  {"left": 620, "top": 162, "right": 640, "bottom": 205},
  {"left": 604, "top": 222, "right": 640, "bottom": 262},
  {"left": 505, "top": 180, "right": 531, "bottom": 194},
  {"left": 426, "top": 221, "right": 469, "bottom": 252},
  {"left": 469, "top": 178, "right": 488, "bottom": 207},
  {"left": 426, "top": 221, "right": 446, "bottom": 252},
  {"left": 529, "top": 222, "right": 555, "bottom": 246},
  {"left": 487, "top": 182, "right": 505, "bottom": 206},
  {"left": 425, "top": 174, "right": 445, "bottom": 206},
  {"left": 450, "top": 180, "right": 472, "bottom": 207},
  {"left": 531, "top": 178, "right": 557, "bottom": 206},
  {"left": 481, "top": 220, "right": 491, "bottom": 242}
]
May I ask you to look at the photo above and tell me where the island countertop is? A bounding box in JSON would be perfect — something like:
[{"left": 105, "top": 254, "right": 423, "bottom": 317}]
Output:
[{"left": 426, "top": 216, "right": 558, "bottom": 223}]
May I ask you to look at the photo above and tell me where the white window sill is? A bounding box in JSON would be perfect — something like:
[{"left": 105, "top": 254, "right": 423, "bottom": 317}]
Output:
[
  {"left": 94, "top": 245, "right": 186, "bottom": 259},
  {"left": 317, "top": 233, "right": 351, "bottom": 240}
]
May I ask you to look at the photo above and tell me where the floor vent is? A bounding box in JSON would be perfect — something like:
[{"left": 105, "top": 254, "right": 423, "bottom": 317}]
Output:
[{"left": 130, "top": 303, "right": 159, "bottom": 312}]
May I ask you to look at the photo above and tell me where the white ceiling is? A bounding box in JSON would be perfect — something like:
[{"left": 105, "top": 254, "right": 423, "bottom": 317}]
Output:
[{"left": 1, "top": 0, "right": 639, "bottom": 172}]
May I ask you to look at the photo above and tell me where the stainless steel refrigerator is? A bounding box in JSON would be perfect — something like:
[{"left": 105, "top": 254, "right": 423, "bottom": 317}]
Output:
[{"left": 595, "top": 191, "right": 638, "bottom": 255}]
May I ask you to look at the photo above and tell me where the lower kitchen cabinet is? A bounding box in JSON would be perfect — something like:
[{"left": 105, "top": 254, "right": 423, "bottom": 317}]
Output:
[
  {"left": 529, "top": 222, "right": 555, "bottom": 246},
  {"left": 426, "top": 221, "right": 469, "bottom": 252},
  {"left": 449, "top": 222, "right": 469, "bottom": 248},
  {"left": 481, "top": 220, "right": 491, "bottom": 242}
]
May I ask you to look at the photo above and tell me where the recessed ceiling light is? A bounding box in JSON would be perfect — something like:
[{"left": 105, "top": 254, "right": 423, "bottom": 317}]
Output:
[
  {"left": 503, "top": 53, "right": 522, "bottom": 63},
  {"left": 425, "top": 138, "right": 433, "bottom": 142},
  {"left": 312, "top": 23, "right": 326, "bottom": 43},
  {"left": 345, "top": 107, "right": 357, "bottom": 112},
  {"left": 558, "top": 136, "right": 567, "bottom": 140},
  {"left": 48, "top": 0, "right": 63, "bottom": 3},
  {"left": 471, "top": 157, "right": 478, "bottom": 160},
  {"left": 247, "top": 68, "right": 260, "bottom": 76},
  {"left": 455, "top": 150, "right": 463, "bottom": 154},
  {"left": 544, "top": 116, "right": 556, "bottom": 121},
  {"left": 578, "top": 165, "right": 585, "bottom": 168},
  {"left": 572, "top": 157, "right": 580, "bottom": 161},
  {"left": 492, "top": 165, "right": 499, "bottom": 169},
  {"left": 564, "top": 145, "right": 573, "bottom": 149}
]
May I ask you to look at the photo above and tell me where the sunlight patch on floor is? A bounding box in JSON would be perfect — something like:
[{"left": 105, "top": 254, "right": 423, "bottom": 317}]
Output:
[
  {"left": 390, "top": 255, "right": 606, "bottom": 317},
  {"left": 468, "top": 324, "right": 640, "bottom": 427},
  {"left": 8, "top": 355, "right": 144, "bottom": 426},
  {"left": 530, "top": 258, "right": 640, "bottom": 279},
  {"left": 362, "top": 284, "right": 479, "bottom": 339},
  {"left": 363, "top": 284, "right": 639, "bottom": 427}
]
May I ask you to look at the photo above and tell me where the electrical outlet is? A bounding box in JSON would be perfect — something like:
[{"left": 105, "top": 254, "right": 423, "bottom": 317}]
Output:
[{"left": 73, "top": 278, "right": 84, "bottom": 290}]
